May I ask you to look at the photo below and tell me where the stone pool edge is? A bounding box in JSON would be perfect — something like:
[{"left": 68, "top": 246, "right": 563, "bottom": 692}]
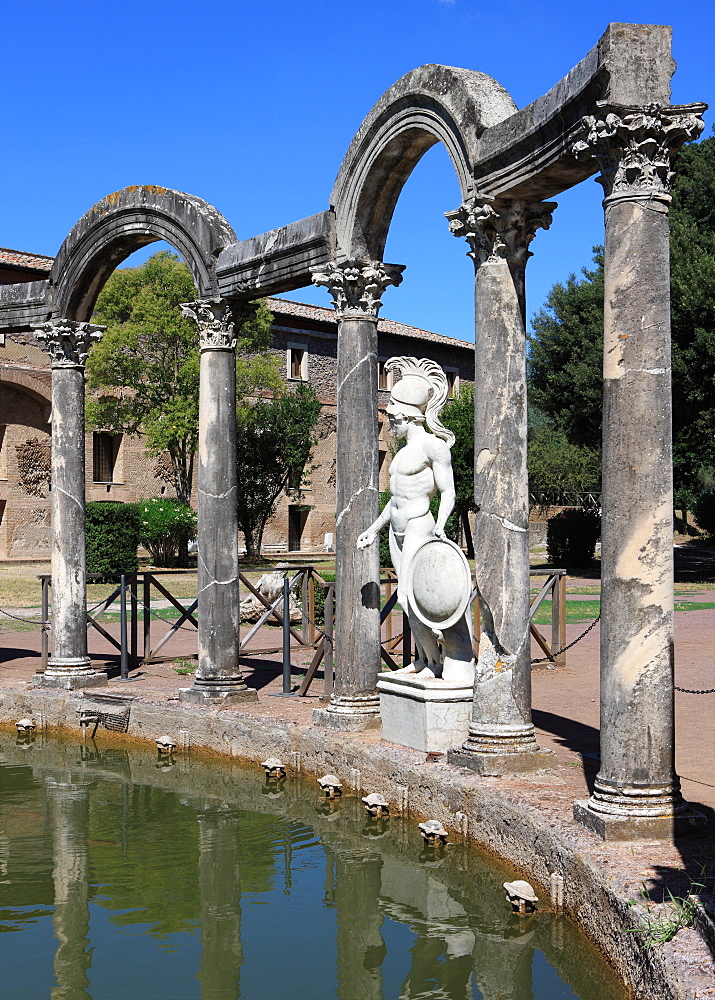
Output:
[{"left": 1, "top": 687, "right": 712, "bottom": 1000}]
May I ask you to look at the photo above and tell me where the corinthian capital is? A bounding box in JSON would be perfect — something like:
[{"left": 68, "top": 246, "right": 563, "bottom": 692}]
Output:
[
  {"left": 311, "top": 259, "right": 404, "bottom": 319},
  {"left": 35, "top": 319, "right": 104, "bottom": 368},
  {"left": 180, "top": 298, "right": 247, "bottom": 351},
  {"left": 446, "top": 196, "right": 555, "bottom": 270},
  {"left": 572, "top": 102, "right": 706, "bottom": 204}
]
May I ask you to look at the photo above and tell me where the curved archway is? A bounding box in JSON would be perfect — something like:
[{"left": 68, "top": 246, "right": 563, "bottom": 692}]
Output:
[
  {"left": 331, "top": 64, "right": 516, "bottom": 259},
  {"left": 0, "top": 368, "right": 51, "bottom": 407},
  {"left": 49, "top": 186, "right": 238, "bottom": 320}
]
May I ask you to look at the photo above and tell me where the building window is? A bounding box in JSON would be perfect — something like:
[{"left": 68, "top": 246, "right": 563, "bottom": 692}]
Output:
[
  {"left": 93, "top": 432, "right": 120, "bottom": 483},
  {"left": 445, "top": 368, "right": 459, "bottom": 400},
  {"left": 288, "top": 505, "right": 309, "bottom": 552},
  {"left": 377, "top": 359, "right": 394, "bottom": 392},
  {"left": 287, "top": 344, "right": 308, "bottom": 381}
]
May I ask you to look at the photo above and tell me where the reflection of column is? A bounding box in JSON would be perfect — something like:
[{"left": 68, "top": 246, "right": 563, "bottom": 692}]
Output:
[
  {"left": 179, "top": 300, "right": 256, "bottom": 705},
  {"left": 333, "top": 847, "right": 385, "bottom": 1000},
  {"left": 311, "top": 259, "right": 403, "bottom": 730},
  {"left": 446, "top": 199, "right": 554, "bottom": 773},
  {"left": 471, "top": 926, "right": 534, "bottom": 1000},
  {"left": 570, "top": 104, "right": 707, "bottom": 839},
  {"left": 35, "top": 320, "right": 106, "bottom": 688},
  {"left": 45, "top": 777, "right": 93, "bottom": 999},
  {"left": 197, "top": 807, "right": 243, "bottom": 1000}
]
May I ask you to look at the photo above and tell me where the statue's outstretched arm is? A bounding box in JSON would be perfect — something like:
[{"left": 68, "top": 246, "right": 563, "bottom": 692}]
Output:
[{"left": 356, "top": 502, "right": 391, "bottom": 550}]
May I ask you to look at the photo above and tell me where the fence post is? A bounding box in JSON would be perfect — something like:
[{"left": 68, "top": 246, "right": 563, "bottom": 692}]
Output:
[
  {"left": 143, "top": 573, "right": 152, "bottom": 661},
  {"left": 119, "top": 573, "right": 129, "bottom": 680},
  {"left": 552, "top": 572, "right": 567, "bottom": 668},
  {"left": 402, "top": 612, "right": 412, "bottom": 669},
  {"left": 323, "top": 584, "right": 334, "bottom": 699},
  {"left": 301, "top": 570, "right": 309, "bottom": 644},
  {"left": 40, "top": 576, "right": 49, "bottom": 672},
  {"left": 130, "top": 573, "right": 138, "bottom": 667},
  {"left": 282, "top": 576, "right": 291, "bottom": 694}
]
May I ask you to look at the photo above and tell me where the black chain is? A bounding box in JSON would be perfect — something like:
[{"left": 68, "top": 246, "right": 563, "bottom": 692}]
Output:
[
  {"left": 0, "top": 607, "right": 49, "bottom": 627},
  {"left": 531, "top": 616, "right": 601, "bottom": 664},
  {"left": 675, "top": 684, "right": 715, "bottom": 695}
]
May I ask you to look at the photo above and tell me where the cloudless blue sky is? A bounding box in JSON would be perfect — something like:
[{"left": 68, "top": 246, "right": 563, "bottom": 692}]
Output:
[{"left": 1, "top": 1, "right": 712, "bottom": 340}]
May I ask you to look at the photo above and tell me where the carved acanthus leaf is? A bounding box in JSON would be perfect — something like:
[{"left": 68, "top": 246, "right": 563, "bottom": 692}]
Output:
[
  {"left": 311, "top": 259, "right": 404, "bottom": 318},
  {"left": 180, "top": 299, "right": 244, "bottom": 350},
  {"left": 572, "top": 102, "right": 705, "bottom": 203},
  {"left": 446, "top": 197, "right": 555, "bottom": 269},
  {"left": 35, "top": 320, "right": 104, "bottom": 368}
]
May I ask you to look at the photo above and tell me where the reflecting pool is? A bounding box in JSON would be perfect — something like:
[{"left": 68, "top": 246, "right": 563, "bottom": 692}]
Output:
[{"left": 0, "top": 732, "right": 629, "bottom": 1000}]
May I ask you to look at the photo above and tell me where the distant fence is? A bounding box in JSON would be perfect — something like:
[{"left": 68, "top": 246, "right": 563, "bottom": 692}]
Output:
[{"left": 529, "top": 491, "right": 601, "bottom": 510}]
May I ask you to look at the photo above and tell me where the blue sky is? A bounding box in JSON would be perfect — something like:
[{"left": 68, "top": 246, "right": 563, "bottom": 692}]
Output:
[{"left": 1, "top": 0, "right": 712, "bottom": 340}]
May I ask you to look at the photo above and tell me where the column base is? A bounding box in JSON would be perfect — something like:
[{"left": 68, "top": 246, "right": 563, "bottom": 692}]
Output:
[
  {"left": 448, "top": 745, "right": 556, "bottom": 775},
  {"left": 574, "top": 800, "right": 708, "bottom": 841},
  {"left": 312, "top": 693, "right": 380, "bottom": 732},
  {"left": 33, "top": 671, "right": 108, "bottom": 690},
  {"left": 179, "top": 680, "right": 257, "bottom": 706}
]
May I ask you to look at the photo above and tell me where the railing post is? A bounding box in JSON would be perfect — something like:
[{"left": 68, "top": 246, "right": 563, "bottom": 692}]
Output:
[
  {"left": 40, "top": 575, "right": 49, "bottom": 672},
  {"left": 143, "top": 573, "right": 152, "bottom": 661},
  {"left": 119, "top": 573, "right": 129, "bottom": 681},
  {"left": 282, "top": 576, "right": 292, "bottom": 694},
  {"left": 301, "top": 570, "right": 309, "bottom": 644},
  {"left": 308, "top": 570, "right": 316, "bottom": 644},
  {"left": 552, "top": 572, "right": 567, "bottom": 668},
  {"left": 323, "top": 584, "right": 334, "bottom": 700},
  {"left": 130, "top": 573, "right": 138, "bottom": 667},
  {"left": 401, "top": 611, "right": 412, "bottom": 670}
]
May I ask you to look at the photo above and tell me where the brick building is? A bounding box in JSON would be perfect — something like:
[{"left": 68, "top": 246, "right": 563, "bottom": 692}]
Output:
[{"left": 0, "top": 249, "right": 474, "bottom": 558}]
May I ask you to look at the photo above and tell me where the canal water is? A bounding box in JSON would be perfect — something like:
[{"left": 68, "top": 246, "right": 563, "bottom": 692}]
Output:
[{"left": 0, "top": 731, "right": 629, "bottom": 1000}]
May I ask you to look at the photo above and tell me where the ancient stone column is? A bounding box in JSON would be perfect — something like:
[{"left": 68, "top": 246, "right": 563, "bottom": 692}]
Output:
[
  {"left": 179, "top": 300, "right": 257, "bottom": 704},
  {"left": 571, "top": 103, "right": 706, "bottom": 839},
  {"left": 311, "top": 259, "right": 403, "bottom": 730},
  {"left": 45, "top": 776, "right": 93, "bottom": 999},
  {"left": 197, "top": 806, "right": 243, "bottom": 999},
  {"left": 35, "top": 320, "right": 106, "bottom": 689},
  {"left": 446, "top": 198, "right": 555, "bottom": 773}
]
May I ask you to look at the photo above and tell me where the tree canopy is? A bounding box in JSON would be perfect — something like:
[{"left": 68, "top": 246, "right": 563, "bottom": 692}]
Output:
[
  {"left": 87, "top": 251, "right": 278, "bottom": 505},
  {"left": 236, "top": 382, "right": 322, "bottom": 558},
  {"left": 527, "top": 134, "right": 715, "bottom": 508}
]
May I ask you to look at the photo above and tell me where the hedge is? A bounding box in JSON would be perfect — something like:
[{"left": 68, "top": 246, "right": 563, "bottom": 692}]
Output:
[{"left": 86, "top": 502, "right": 140, "bottom": 577}]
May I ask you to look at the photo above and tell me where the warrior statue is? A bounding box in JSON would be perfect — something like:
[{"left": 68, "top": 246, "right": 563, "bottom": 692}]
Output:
[{"left": 357, "top": 357, "right": 474, "bottom": 684}]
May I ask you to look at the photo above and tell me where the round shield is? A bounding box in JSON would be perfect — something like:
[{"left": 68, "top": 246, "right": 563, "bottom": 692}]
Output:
[{"left": 404, "top": 537, "right": 472, "bottom": 630}]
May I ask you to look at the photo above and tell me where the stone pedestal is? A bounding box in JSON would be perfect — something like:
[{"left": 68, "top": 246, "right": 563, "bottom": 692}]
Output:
[
  {"left": 178, "top": 300, "right": 257, "bottom": 706},
  {"left": 446, "top": 199, "right": 554, "bottom": 773},
  {"left": 378, "top": 673, "right": 473, "bottom": 753},
  {"left": 570, "top": 104, "right": 706, "bottom": 840},
  {"left": 311, "top": 260, "right": 403, "bottom": 731},
  {"left": 35, "top": 320, "right": 106, "bottom": 690}
]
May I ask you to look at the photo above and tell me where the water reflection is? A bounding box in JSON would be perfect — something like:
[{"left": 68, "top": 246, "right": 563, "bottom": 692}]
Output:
[
  {"left": 0, "top": 733, "right": 629, "bottom": 1000},
  {"left": 46, "top": 776, "right": 93, "bottom": 1000}
]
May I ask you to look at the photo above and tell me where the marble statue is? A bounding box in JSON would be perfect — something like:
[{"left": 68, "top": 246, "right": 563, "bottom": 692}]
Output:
[{"left": 357, "top": 357, "right": 474, "bottom": 684}]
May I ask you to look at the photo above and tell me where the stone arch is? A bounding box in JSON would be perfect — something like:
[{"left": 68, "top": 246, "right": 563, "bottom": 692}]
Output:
[
  {"left": 0, "top": 369, "right": 51, "bottom": 408},
  {"left": 49, "top": 186, "right": 238, "bottom": 321},
  {"left": 331, "top": 65, "right": 517, "bottom": 260}
]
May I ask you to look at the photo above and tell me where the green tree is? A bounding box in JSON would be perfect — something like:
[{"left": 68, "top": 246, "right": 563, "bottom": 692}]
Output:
[
  {"left": 442, "top": 383, "right": 477, "bottom": 557},
  {"left": 528, "top": 134, "right": 715, "bottom": 510},
  {"left": 236, "top": 383, "right": 322, "bottom": 558},
  {"left": 87, "top": 251, "right": 277, "bottom": 506}
]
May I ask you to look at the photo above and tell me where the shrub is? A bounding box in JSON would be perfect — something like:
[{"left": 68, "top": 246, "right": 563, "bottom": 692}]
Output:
[
  {"left": 694, "top": 489, "right": 715, "bottom": 537},
  {"left": 86, "top": 502, "right": 140, "bottom": 577},
  {"left": 139, "top": 498, "right": 197, "bottom": 567},
  {"left": 547, "top": 507, "right": 601, "bottom": 567}
]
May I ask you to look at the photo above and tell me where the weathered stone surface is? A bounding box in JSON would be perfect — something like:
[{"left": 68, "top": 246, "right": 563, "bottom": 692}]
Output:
[
  {"left": 332, "top": 64, "right": 517, "bottom": 259},
  {"left": 34, "top": 320, "right": 106, "bottom": 686},
  {"left": 378, "top": 673, "right": 472, "bottom": 752},
  {"left": 217, "top": 211, "right": 334, "bottom": 298},
  {"left": 179, "top": 300, "right": 255, "bottom": 703},
  {"left": 572, "top": 103, "right": 705, "bottom": 836}
]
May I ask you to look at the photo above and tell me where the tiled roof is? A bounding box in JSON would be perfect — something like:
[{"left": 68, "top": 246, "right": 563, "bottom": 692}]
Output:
[
  {"left": 0, "top": 248, "right": 54, "bottom": 271},
  {"left": 267, "top": 296, "right": 473, "bottom": 350}
]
